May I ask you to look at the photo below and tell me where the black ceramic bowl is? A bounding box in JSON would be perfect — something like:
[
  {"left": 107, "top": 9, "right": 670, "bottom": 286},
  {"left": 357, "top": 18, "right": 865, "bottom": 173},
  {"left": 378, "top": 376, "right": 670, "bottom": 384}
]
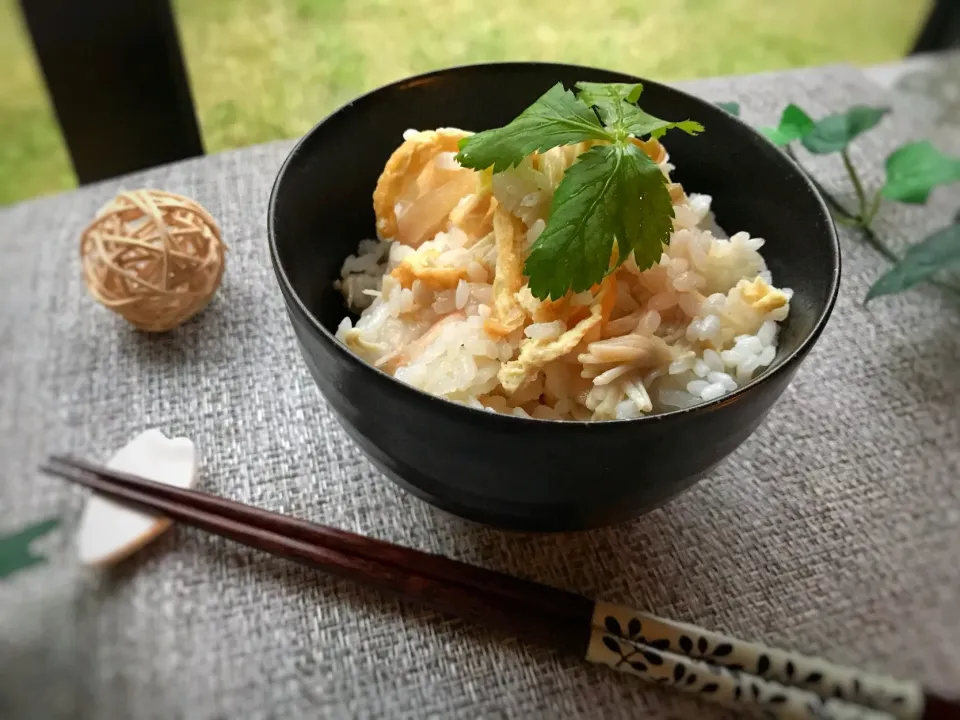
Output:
[{"left": 268, "top": 62, "right": 839, "bottom": 532}]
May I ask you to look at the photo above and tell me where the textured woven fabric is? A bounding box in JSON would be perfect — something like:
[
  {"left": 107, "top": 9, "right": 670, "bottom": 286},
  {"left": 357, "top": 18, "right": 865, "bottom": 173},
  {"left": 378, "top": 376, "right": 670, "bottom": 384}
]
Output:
[{"left": 1, "top": 64, "right": 958, "bottom": 720}]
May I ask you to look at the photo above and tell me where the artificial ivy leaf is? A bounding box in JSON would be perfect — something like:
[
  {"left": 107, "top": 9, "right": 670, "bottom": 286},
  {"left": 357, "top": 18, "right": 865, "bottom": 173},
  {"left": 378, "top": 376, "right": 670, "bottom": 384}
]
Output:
[
  {"left": 881, "top": 141, "right": 960, "bottom": 204},
  {"left": 759, "top": 104, "right": 814, "bottom": 146},
  {"left": 801, "top": 106, "right": 890, "bottom": 155},
  {"left": 715, "top": 101, "right": 740, "bottom": 117},
  {"left": 0, "top": 517, "right": 59, "bottom": 579},
  {"left": 455, "top": 83, "right": 613, "bottom": 172},
  {"left": 867, "top": 222, "right": 960, "bottom": 300}
]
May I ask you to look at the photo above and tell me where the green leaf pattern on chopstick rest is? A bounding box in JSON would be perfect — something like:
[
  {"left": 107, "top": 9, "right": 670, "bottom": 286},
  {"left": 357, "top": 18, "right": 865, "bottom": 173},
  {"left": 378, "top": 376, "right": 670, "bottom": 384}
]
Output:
[
  {"left": 867, "top": 223, "right": 960, "bottom": 301},
  {"left": 591, "top": 602, "right": 922, "bottom": 719}
]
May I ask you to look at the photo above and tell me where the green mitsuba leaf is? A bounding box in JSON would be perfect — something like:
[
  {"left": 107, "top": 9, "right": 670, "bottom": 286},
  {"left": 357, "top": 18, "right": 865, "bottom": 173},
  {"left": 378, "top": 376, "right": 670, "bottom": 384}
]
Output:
[
  {"left": 458, "top": 81, "right": 703, "bottom": 299},
  {"left": 0, "top": 518, "right": 60, "bottom": 580},
  {"left": 575, "top": 82, "right": 644, "bottom": 126},
  {"left": 524, "top": 143, "right": 673, "bottom": 300},
  {"left": 455, "top": 83, "right": 613, "bottom": 172},
  {"left": 881, "top": 141, "right": 960, "bottom": 204},
  {"left": 867, "top": 222, "right": 960, "bottom": 300},
  {"left": 635, "top": 117, "right": 704, "bottom": 140},
  {"left": 759, "top": 104, "right": 814, "bottom": 146},
  {"left": 576, "top": 81, "right": 704, "bottom": 140},
  {"left": 801, "top": 105, "right": 890, "bottom": 155}
]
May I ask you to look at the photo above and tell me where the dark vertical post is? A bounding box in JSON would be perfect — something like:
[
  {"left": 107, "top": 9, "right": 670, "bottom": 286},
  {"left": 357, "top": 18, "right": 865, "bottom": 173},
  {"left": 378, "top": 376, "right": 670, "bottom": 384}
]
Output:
[
  {"left": 18, "top": 0, "right": 204, "bottom": 184},
  {"left": 910, "top": 0, "right": 960, "bottom": 54}
]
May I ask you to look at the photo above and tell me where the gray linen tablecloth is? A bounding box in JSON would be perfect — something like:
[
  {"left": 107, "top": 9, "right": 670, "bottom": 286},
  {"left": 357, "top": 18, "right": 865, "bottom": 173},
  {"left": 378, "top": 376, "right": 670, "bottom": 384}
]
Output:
[{"left": 1, "top": 63, "right": 958, "bottom": 720}]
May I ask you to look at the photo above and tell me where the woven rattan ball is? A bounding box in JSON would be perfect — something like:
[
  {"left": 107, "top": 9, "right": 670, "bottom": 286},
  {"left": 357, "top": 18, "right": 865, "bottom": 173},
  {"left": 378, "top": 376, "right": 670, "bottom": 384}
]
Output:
[{"left": 80, "top": 190, "right": 227, "bottom": 332}]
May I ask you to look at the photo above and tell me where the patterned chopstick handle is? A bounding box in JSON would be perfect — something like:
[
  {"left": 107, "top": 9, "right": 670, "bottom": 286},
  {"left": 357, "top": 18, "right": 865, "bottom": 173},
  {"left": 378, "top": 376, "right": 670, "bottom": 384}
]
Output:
[
  {"left": 586, "top": 628, "right": 894, "bottom": 720},
  {"left": 593, "top": 602, "right": 923, "bottom": 720}
]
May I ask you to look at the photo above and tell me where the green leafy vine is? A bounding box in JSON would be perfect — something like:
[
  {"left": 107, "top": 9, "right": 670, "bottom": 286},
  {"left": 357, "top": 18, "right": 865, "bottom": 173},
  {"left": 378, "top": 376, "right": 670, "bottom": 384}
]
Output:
[
  {"left": 718, "top": 102, "right": 960, "bottom": 302},
  {"left": 0, "top": 517, "right": 60, "bottom": 580}
]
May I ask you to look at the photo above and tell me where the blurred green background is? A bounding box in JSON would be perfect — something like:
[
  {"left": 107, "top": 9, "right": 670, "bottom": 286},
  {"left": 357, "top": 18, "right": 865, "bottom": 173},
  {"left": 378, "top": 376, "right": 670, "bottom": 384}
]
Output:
[{"left": 0, "top": 0, "right": 928, "bottom": 206}]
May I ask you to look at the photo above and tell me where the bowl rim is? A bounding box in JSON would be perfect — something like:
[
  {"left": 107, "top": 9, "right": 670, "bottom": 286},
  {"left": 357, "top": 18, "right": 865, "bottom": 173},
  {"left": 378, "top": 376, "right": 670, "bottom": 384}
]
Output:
[{"left": 268, "top": 60, "right": 841, "bottom": 427}]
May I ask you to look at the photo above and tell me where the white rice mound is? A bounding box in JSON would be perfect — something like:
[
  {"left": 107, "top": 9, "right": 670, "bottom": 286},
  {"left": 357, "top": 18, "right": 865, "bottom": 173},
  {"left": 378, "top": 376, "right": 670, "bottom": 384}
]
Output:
[{"left": 335, "top": 132, "right": 792, "bottom": 421}]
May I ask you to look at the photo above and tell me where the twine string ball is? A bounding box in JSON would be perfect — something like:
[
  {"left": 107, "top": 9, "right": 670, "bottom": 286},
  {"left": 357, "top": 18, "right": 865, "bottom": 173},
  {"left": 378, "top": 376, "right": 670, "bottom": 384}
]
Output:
[{"left": 80, "top": 190, "right": 227, "bottom": 332}]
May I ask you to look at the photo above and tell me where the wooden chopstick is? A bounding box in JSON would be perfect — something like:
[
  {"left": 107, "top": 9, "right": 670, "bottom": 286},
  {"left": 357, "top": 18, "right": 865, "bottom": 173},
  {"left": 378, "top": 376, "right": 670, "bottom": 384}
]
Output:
[
  {"left": 42, "top": 457, "right": 587, "bottom": 654},
  {"left": 46, "top": 455, "right": 592, "bottom": 623},
  {"left": 41, "top": 457, "right": 956, "bottom": 720}
]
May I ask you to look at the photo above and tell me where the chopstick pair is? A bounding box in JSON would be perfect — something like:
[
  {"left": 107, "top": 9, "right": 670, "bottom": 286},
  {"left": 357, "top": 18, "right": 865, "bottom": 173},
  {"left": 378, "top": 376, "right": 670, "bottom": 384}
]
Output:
[{"left": 42, "top": 456, "right": 955, "bottom": 720}]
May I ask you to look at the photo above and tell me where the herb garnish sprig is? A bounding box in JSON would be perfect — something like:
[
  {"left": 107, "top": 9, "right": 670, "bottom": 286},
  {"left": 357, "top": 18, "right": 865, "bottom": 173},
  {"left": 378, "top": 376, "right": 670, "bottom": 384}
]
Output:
[{"left": 455, "top": 82, "right": 703, "bottom": 300}]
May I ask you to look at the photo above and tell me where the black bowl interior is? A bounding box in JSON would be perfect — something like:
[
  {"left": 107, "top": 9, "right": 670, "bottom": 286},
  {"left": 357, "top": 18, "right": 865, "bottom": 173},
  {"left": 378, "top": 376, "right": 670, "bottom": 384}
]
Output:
[{"left": 271, "top": 62, "right": 838, "bottom": 398}]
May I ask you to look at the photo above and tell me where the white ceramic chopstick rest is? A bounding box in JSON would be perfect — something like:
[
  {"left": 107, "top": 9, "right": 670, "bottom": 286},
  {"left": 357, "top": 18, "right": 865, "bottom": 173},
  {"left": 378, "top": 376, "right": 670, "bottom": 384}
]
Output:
[{"left": 76, "top": 429, "right": 197, "bottom": 566}]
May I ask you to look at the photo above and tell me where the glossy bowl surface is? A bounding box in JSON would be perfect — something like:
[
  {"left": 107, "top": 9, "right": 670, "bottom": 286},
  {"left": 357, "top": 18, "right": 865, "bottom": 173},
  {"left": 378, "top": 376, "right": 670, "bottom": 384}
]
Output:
[{"left": 268, "top": 62, "right": 840, "bottom": 531}]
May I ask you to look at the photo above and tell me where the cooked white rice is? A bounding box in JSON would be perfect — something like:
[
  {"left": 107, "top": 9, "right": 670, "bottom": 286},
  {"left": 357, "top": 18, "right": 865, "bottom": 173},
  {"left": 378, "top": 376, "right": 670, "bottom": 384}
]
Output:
[{"left": 335, "top": 130, "right": 791, "bottom": 421}]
